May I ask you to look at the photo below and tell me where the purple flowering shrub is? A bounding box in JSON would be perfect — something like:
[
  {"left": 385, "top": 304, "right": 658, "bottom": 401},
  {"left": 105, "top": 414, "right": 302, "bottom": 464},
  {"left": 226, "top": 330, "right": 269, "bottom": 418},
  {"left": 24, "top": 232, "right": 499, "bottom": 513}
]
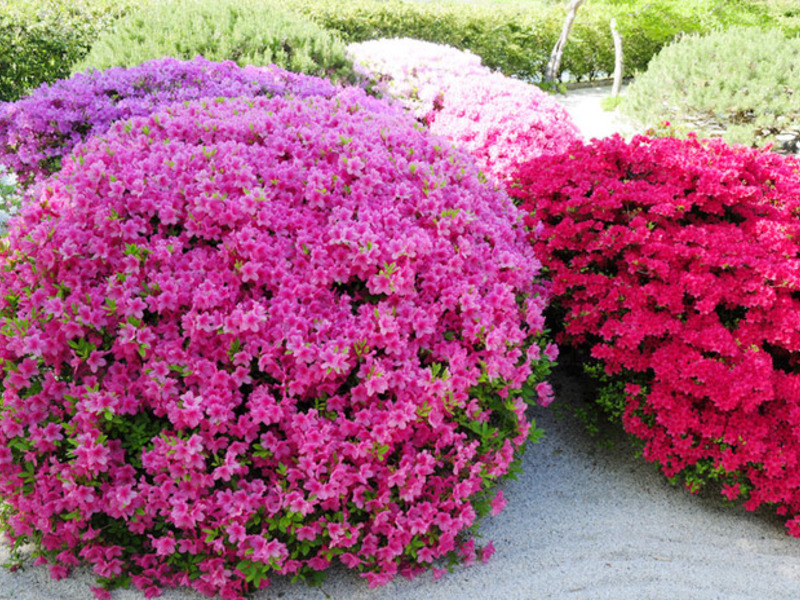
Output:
[
  {"left": 0, "top": 91, "right": 555, "bottom": 598},
  {"left": 426, "top": 72, "right": 580, "bottom": 183},
  {"left": 0, "top": 56, "right": 338, "bottom": 189}
]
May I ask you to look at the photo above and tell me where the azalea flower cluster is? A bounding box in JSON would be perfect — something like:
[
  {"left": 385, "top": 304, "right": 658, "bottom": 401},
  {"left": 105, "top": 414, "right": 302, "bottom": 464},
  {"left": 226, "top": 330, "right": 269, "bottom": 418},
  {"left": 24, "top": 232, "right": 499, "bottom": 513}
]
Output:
[
  {"left": 0, "top": 56, "right": 338, "bottom": 189},
  {"left": 347, "top": 38, "right": 490, "bottom": 118},
  {"left": 512, "top": 133, "right": 800, "bottom": 534},
  {"left": 347, "top": 38, "right": 580, "bottom": 183},
  {"left": 425, "top": 72, "right": 580, "bottom": 183},
  {"left": 0, "top": 91, "right": 555, "bottom": 598}
]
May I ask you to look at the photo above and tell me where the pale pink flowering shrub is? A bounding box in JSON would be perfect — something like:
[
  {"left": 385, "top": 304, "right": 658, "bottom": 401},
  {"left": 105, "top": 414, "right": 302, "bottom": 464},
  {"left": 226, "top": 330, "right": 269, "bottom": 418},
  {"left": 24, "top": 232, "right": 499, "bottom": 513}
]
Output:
[
  {"left": 0, "top": 56, "right": 338, "bottom": 189},
  {"left": 346, "top": 38, "right": 491, "bottom": 117},
  {"left": 0, "top": 91, "right": 554, "bottom": 598},
  {"left": 426, "top": 72, "right": 580, "bottom": 183},
  {"left": 345, "top": 39, "right": 580, "bottom": 184},
  {"left": 513, "top": 134, "right": 800, "bottom": 535}
]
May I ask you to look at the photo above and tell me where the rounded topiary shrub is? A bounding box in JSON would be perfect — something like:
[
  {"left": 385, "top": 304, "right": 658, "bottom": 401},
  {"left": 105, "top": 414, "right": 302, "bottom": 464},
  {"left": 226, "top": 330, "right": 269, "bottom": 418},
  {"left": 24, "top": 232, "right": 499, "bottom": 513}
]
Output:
[
  {"left": 0, "top": 91, "right": 555, "bottom": 598},
  {"left": 620, "top": 26, "right": 800, "bottom": 152},
  {"left": 344, "top": 38, "right": 580, "bottom": 184},
  {"left": 512, "top": 133, "right": 800, "bottom": 534},
  {"left": 72, "top": 0, "right": 354, "bottom": 83},
  {"left": 426, "top": 72, "right": 580, "bottom": 183},
  {"left": 0, "top": 56, "right": 338, "bottom": 189},
  {"left": 346, "top": 38, "right": 491, "bottom": 117}
]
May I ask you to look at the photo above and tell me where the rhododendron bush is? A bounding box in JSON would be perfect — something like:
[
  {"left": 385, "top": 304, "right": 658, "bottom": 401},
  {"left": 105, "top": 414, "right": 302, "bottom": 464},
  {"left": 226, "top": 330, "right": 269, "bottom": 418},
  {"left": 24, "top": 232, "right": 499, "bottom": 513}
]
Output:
[
  {"left": 0, "top": 90, "right": 555, "bottom": 598},
  {"left": 346, "top": 38, "right": 580, "bottom": 183},
  {"left": 425, "top": 72, "right": 579, "bottom": 183},
  {"left": 347, "top": 38, "right": 491, "bottom": 117},
  {"left": 512, "top": 134, "right": 800, "bottom": 534},
  {"left": 0, "top": 56, "right": 338, "bottom": 189}
]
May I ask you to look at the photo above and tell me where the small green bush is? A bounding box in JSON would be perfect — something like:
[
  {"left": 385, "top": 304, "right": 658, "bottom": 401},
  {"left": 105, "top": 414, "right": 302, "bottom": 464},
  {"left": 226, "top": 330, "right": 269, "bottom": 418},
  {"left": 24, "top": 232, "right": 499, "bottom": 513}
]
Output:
[
  {"left": 75, "top": 0, "right": 355, "bottom": 82},
  {"left": 619, "top": 26, "right": 800, "bottom": 152},
  {"left": 0, "top": 0, "right": 137, "bottom": 101}
]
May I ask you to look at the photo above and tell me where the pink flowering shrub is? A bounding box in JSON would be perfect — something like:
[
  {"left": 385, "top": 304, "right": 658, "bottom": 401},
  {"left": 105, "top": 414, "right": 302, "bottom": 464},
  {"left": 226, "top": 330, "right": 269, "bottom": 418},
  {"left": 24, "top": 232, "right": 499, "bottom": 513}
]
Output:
[
  {"left": 345, "top": 39, "right": 580, "bottom": 184},
  {"left": 512, "top": 133, "right": 800, "bottom": 535},
  {"left": 426, "top": 72, "right": 580, "bottom": 183},
  {"left": 346, "top": 38, "right": 491, "bottom": 118},
  {"left": 0, "top": 90, "right": 555, "bottom": 598},
  {"left": 0, "top": 56, "right": 338, "bottom": 189}
]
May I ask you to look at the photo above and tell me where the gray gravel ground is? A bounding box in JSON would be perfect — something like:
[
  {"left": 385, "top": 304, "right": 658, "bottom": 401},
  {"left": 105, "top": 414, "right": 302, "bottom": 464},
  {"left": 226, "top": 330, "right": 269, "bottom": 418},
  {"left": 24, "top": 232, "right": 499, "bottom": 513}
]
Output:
[{"left": 3, "top": 85, "right": 800, "bottom": 600}]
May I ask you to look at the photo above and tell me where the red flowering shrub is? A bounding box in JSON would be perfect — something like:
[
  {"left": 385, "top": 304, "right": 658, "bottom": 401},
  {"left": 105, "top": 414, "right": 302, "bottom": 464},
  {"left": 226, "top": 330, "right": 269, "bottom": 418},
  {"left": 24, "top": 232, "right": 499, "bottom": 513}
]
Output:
[
  {"left": 0, "top": 91, "right": 554, "bottom": 598},
  {"left": 512, "top": 134, "right": 800, "bottom": 534}
]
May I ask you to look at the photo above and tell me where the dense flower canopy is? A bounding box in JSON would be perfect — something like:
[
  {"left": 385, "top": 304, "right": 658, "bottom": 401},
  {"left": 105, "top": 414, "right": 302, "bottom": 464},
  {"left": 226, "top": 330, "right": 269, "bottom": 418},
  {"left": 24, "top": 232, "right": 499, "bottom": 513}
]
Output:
[
  {"left": 347, "top": 38, "right": 490, "bottom": 117},
  {"left": 0, "top": 56, "right": 339, "bottom": 188},
  {"left": 513, "top": 133, "right": 800, "bottom": 534},
  {"left": 348, "top": 38, "right": 580, "bottom": 183},
  {"left": 0, "top": 90, "right": 554, "bottom": 598}
]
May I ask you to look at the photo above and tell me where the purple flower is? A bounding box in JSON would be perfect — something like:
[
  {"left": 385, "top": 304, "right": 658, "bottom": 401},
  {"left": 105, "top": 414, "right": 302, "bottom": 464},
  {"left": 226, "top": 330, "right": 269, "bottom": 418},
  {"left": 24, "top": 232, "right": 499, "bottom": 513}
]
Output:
[{"left": 0, "top": 56, "right": 340, "bottom": 188}]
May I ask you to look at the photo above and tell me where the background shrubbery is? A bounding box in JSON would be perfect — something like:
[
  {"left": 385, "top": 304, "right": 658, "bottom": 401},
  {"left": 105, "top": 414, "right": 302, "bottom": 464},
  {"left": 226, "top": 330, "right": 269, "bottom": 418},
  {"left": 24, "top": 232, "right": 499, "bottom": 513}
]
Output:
[
  {"left": 620, "top": 26, "right": 800, "bottom": 152},
  {"left": 287, "top": 0, "right": 800, "bottom": 84},
  {"left": 6, "top": 0, "right": 800, "bottom": 101},
  {"left": 73, "top": 0, "right": 355, "bottom": 82},
  {"left": 0, "top": 0, "right": 141, "bottom": 102}
]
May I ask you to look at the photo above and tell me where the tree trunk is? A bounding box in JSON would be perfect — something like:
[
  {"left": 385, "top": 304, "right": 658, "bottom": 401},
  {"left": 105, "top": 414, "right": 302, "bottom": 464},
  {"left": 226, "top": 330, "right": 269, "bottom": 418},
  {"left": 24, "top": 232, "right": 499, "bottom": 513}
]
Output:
[
  {"left": 544, "top": 0, "right": 586, "bottom": 84},
  {"left": 610, "top": 17, "right": 623, "bottom": 96}
]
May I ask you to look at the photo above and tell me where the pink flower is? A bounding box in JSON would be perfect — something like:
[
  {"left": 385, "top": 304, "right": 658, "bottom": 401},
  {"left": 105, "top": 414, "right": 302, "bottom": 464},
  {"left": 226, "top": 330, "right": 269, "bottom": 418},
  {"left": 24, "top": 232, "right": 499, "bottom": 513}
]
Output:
[
  {"left": 490, "top": 491, "right": 507, "bottom": 516},
  {"left": 239, "top": 261, "right": 261, "bottom": 283},
  {"left": 536, "top": 381, "right": 555, "bottom": 407},
  {"left": 150, "top": 534, "right": 176, "bottom": 557},
  {"left": 480, "top": 541, "right": 496, "bottom": 564},
  {"left": 91, "top": 587, "right": 113, "bottom": 600},
  {"left": 49, "top": 564, "right": 69, "bottom": 580}
]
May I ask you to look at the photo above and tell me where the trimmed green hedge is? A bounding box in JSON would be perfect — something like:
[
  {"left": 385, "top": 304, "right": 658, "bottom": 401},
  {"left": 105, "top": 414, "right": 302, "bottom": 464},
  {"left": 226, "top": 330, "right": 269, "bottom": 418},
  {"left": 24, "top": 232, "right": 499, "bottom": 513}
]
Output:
[
  {"left": 286, "top": 0, "right": 799, "bottom": 84},
  {"left": 0, "top": 0, "right": 140, "bottom": 101},
  {"left": 73, "top": 0, "right": 355, "bottom": 83}
]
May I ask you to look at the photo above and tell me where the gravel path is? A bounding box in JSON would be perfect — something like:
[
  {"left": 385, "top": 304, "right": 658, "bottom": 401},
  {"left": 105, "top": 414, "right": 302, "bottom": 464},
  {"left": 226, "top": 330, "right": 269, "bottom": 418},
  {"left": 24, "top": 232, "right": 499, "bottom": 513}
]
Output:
[{"left": 554, "top": 83, "right": 636, "bottom": 141}]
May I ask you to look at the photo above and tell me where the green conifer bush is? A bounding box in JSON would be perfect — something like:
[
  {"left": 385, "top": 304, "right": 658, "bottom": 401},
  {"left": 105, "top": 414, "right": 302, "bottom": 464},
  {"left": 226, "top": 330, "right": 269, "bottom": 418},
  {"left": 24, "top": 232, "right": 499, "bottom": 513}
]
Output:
[{"left": 620, "top": 26, "right": 800, "bottom": 152}]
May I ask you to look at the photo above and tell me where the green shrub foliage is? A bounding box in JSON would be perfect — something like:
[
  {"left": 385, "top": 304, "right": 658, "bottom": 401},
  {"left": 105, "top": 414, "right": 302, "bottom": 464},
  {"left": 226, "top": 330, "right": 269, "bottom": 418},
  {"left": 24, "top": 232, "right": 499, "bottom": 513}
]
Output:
[
  {"left": 620, "top": 26, "right": 800, "bottom": 152},
  {"left": 3, "top": 0, "right": 798, "bottom": 100},
  {"left": 0, "top": 0, "right": 137, "bottom": 101},
  {"left": 285, "top": 0, "right": 793, "bottom": 84},
  {"left": 74, "top": 0, "right": 355, "bottom": 82}
]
